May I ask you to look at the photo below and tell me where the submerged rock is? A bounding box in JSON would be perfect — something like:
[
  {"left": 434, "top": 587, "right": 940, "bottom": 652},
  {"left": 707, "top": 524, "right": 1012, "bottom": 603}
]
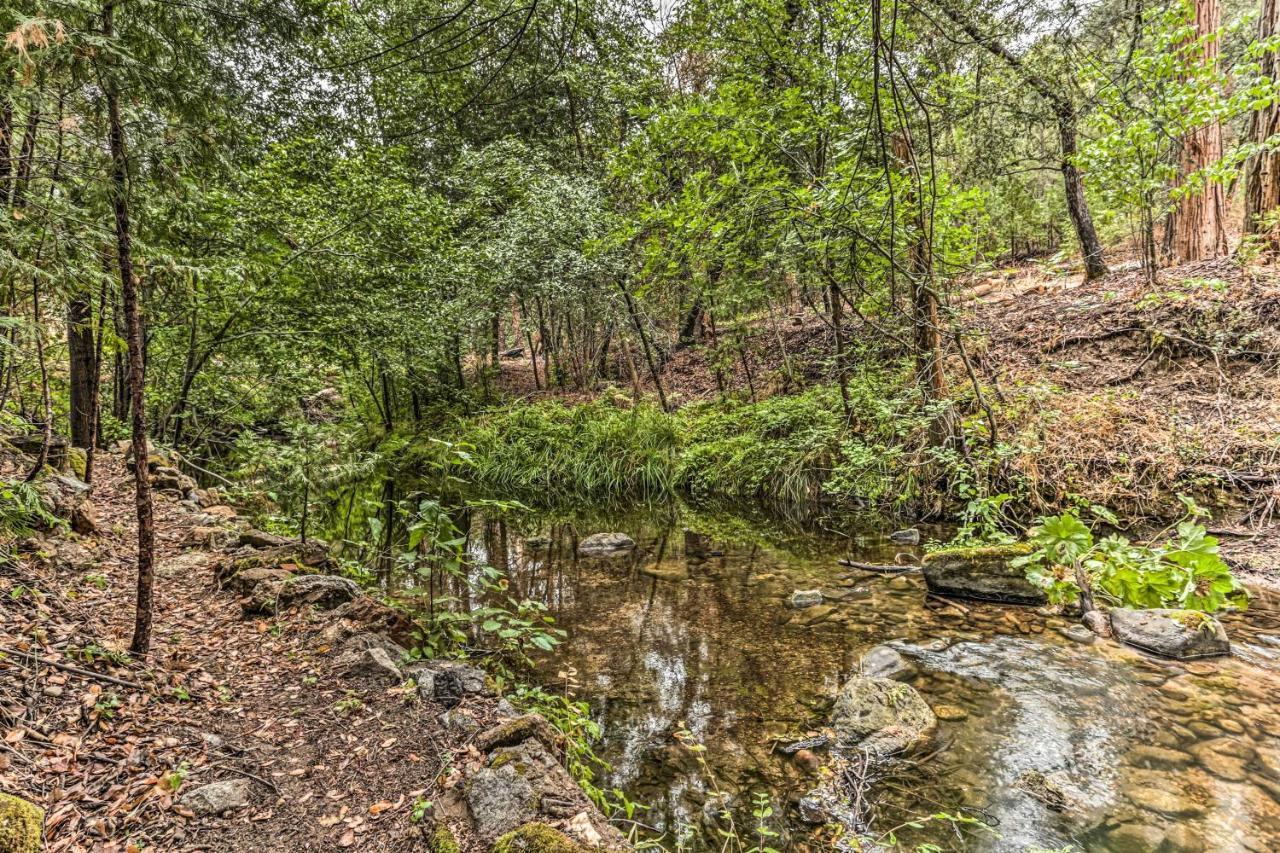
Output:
[
  {"left": 0, "top": 793, "right": 43, "bottom": 853},
  {"left": 889, "top": 528, "right": 921, "bottom": 545},
  {"left": 831, "top": 675, "right": 936, "bottom": 757},
  {"left": 920, "top": 543, "right": 1043, "bottom": 604},
  {"left": 577, "top": 532, "right": 635, "bottom": 554},
  {"left": 788, "top": 589, "right": 824, "bottom": 609},
  {"left": 1110, "top": 609, "right": 1229, "bottom": 660},
  {"left": 859, "top": 645, "right": 915, "bottom": 681}
]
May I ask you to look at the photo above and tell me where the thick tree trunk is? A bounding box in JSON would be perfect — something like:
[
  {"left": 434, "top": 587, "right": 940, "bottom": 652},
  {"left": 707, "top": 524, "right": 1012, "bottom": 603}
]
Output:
[
  {"left": 1170, "top": 0, "right": 1228, "bottom": 263},
  {"left": 103, "top": 1, "right": 156, "bottom": 657},
  {"left": 68, "top": 294, "right": 97, "bottom": 448},
  {"left": 1244, "top": 0, "right": 1280, "bottom": 249}
]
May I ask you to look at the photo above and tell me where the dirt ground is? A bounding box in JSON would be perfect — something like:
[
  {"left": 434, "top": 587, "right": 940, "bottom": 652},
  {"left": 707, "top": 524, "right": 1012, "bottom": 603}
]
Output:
[{"left": 0, "top": 451, "right": 506, "bottom": 852}]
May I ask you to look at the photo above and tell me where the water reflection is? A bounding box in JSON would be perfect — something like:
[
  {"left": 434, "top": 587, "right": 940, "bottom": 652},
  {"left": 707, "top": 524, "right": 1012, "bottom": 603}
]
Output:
[{"left": 412, "top": 506, "right": 1280, "bottom": 851}]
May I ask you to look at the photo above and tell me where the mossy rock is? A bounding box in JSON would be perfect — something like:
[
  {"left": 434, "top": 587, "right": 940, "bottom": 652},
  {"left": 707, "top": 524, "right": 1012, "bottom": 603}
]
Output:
[
  {"left": 427, "top": 823, "right": 462, "bottom": 853},
  {"left": 0, "top": 793, "right": 43, "bottom": 853},
  {"left": 492, "top": 823, "right": 587, "bottom": 853},
  {"left": 65, "top": 446, "right": 87, "bottom": 480},
  {"left": 921, "top": 541, "right": 1044, "bottom": 605}
]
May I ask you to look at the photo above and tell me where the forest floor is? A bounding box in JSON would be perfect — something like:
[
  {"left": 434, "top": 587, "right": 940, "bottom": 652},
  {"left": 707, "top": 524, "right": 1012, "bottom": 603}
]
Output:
[
  {"left": 492, "top": 254, "right": 1280, "bottom": 585},
  {"left": 0, "top": 449, "right": 553, "bottom": 852}
]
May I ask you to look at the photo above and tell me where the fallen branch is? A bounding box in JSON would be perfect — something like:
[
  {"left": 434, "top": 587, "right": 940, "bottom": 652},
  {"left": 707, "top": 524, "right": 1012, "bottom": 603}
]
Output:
[
  {"left": 838, "top": 559, "right": 920, "bottom": 575},
  {"left": 1044, "top": 326, "right": 1142, "bottom": 353},
  {"left": 926, "top": 594, "right": 970, "bottom": 615},
  {"left": 0, "top": 645, "right": 145, "bottom": 691}
]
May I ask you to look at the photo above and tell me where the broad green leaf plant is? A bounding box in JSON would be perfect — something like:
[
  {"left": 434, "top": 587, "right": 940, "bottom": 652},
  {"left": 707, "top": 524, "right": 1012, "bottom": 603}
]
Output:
[{"left": 1012, "top": 499, "right": 1248, "bottom": 613}]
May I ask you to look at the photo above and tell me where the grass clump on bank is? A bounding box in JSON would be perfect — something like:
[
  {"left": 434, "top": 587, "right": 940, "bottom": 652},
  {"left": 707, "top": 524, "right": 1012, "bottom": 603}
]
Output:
[
  {"left": 446, "top": 369, "right": 928, "bottom": 512},
  {"left": 458, "top": 400, "right": 680, "bottom": 502}
]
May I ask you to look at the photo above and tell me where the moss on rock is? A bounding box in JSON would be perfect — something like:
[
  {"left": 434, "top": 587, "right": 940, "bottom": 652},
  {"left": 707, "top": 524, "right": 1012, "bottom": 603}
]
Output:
[
  {"left": 921, "top": 542, "right": 1033, "bottom": 564},
  {"left": 492, "top": 823, "right": 586, "bottom": 853},
  {"left": 427, "top": 823, "right": 461, "bottom": 853},
  {"left": 0, "top": 793, "right": 43, "bottom": 853}
]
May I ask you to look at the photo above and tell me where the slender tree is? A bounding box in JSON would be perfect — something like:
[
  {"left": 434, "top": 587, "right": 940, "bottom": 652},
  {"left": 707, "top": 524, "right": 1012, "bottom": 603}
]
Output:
[
  {"left": 100, "top": 0, "right": 156, "bottom": 657},
  {"left": 1244, "top": 0, "right": 1280, "bottom": 249},
  {"left": 936, "top": 0, "right": 1109, "bottom": 280}
]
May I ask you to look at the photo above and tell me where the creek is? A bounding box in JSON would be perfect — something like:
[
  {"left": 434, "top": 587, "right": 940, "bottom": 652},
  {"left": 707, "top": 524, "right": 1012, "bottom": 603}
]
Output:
[{"left": 366, "top": 497, "right": 1280, "bottom": 851}]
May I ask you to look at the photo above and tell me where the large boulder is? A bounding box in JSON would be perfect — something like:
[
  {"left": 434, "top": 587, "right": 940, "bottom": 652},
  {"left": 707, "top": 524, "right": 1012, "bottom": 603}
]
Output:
[
  {"left": 0, "top": 792, "right": 43, "bottom": 853},
  {"left": 831, "top": 675, "right": 937, "bottom": 757},
  {"left": 9, "top": 432, "right": 67, "bottom": 470},
  {"left": 921, "top": 543, "right": 1043, "bottom": 604},
  {"left": 464, "top": 736, "right": 623, "bottom": 848},
  {"left": 1110, "top": 608, "right": 1230, "bottom": 660},
  {"left": 577, "top": 533, "right": 634, "bottom": 555},
  {"left": 278, "top": 574, "right": 360, "bottom": 610}
]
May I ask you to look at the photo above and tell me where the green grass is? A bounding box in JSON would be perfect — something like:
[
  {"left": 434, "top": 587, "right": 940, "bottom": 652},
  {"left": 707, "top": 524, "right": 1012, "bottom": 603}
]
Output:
[{"left": 439, "top": 368, "right": 924, "bottom": 512}]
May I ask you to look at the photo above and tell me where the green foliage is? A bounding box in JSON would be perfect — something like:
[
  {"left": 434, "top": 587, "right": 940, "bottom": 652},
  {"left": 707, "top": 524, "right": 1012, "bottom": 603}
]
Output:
[
  {"left": 1013, "top": 501, "right": 1249, "bottom": 612},
  {"left": 459, "top": 401, "right": 679, "bottom": 502},
  {"left": 0, "top": 479, "right": 61, "bottom": 539}
]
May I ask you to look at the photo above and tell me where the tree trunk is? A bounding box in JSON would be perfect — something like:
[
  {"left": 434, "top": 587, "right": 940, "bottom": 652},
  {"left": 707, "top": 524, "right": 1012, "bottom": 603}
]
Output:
[
  {"left": 68, "top": 294, "right": 97, "bottom": 448},
  {"left": 1057, "top": 108, "right": 1109, "bottom": 280},
  {"left": 0, "top": 77, "right": 12, "bottom": 204},
  {"left": 1170, "top": 0, "right": 1229, "bottom": 263},
  {"left": 893, "top": 132, "right": 948, "bottom": 401},
  {"left": 85, "top": 276, "right": 109, "bottom": 485},
  {"left": 1244, "top": 0, "right": 1280, "bottom": 249},
  {"left": 938, "top": 1, "right": 1108, "bottom": 279},
  {"left": 620, "top": 286, "right": 668, "bottom": 411},
  {"left": 103, "top": 1, "right": 156, "bottom": 658}
]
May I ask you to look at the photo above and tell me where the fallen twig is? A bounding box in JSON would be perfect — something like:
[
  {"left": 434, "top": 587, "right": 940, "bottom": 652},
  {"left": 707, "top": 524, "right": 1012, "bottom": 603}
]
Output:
[
  {"left": 838, "top": 559, "right": 919, "bottom": 575},
  {"left": 926, "top": 594, "right": 970, "bottom": 615},
  {"left": 0, "top": 644, "right": 145, "bottom": 691}
]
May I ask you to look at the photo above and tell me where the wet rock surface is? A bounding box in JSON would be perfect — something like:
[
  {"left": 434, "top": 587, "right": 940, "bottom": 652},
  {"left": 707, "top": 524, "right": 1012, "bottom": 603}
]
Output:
[
  {"left": 1110, "top": 608, "right": 1231, "bottom": 659},
  {"left": 830, "top": 675, "right": 937, "bottom": 756},
  {"left": 920, "top": 543, "right": 1045, "bottom": 604},
  {"left": 576, "top": 532, "right": 635, "bottom": 554}
]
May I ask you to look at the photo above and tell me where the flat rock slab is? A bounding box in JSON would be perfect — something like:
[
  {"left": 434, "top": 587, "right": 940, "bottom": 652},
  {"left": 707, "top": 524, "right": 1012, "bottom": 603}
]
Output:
[
  {"left": 1110, "top": 608, "right": 1230, "bottom": 660},
  {"left": 921, "top": 544, "right": 1044, "bottom": 605},
  {"left": 181, "top": 778, "right": 251, "bottom": 816}
]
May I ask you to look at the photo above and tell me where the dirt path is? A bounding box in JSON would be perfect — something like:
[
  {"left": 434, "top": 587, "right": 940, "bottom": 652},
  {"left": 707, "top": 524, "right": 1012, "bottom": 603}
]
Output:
[{"left": 0, "top": 451, "right": 521, "bottom": 851}]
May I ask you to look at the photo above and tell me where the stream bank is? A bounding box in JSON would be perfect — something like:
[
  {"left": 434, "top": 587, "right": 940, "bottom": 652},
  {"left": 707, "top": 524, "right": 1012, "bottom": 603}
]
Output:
[{"left": 0, "top": 442, "right": 620, "bottom": 852}]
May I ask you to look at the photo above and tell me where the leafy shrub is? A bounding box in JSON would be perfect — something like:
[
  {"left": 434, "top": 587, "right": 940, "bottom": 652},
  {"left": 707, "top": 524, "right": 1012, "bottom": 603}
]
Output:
[{"left": 1012, "top": 501, "right": 1248, "bottom": 612}]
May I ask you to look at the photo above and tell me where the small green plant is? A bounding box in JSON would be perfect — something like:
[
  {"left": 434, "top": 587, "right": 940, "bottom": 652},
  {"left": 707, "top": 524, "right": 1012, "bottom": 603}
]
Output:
[
  {"left": 94, "top": 691, "right": 121, "bottom": 719},
  {"left": 83, "top": 573, "right": 108, "bottom": 590},
  {"left": 0, "top": 479, "right": 63, "bottom": 536},
  {"left": 162, "top": 761, "right": 191, "bottom": 792},
  {"left": 72, "top": 644, "right": 132, "bottom": 666},
  {"left": 333, "top": 691, "right": 364, "bottom": 714},
  {"left": 410, "top": 796, "right": 433, "bottom": 824}
]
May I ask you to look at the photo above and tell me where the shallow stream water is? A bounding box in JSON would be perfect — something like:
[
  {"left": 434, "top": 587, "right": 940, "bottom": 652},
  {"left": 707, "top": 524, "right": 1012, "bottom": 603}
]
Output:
[{"left": 428, "top": 504, "right": 1280, "bottom": 851}]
